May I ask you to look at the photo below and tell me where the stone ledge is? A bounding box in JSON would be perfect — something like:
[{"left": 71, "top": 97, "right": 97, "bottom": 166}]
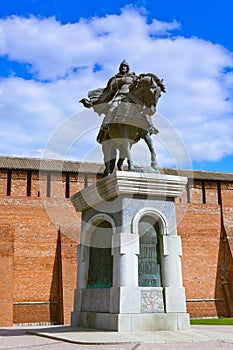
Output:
[
  {"left": 71, "top": 171, "right": 187, "bottom": 212},
  {"left": 71, "top": 311, "right": 190, "bottom": 331}
]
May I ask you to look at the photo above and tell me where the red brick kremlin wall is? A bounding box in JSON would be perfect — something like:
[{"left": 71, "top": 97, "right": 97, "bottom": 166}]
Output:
[
  {"left": 0, "top": 158, "right": 232, "bottom": 326},
  {"left": 0, "top": 164, "right": 101, "bottom": 326},
  {"left": 177, "top": 179, "right": 233, "bottom": 318}
]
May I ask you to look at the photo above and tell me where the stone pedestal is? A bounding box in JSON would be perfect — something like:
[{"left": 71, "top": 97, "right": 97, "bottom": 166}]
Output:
[{"left": 71, "top": 171, "right": 190, "bottom": 331}]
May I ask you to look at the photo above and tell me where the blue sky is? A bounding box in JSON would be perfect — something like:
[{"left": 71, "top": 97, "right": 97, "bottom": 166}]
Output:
[{"left": 0, "top": 0, "right": 233, "bottom": 173}]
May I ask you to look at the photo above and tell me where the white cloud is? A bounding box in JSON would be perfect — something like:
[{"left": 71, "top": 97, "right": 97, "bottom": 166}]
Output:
[
  {"left": 0, "top": 8, "right": 180, "bottom": 80},
  {"left": 149, "top": 18, "right": 180, "bottom": 35},
  {"left": 0, "top": 6, "right": 233, "bottom": 168}
]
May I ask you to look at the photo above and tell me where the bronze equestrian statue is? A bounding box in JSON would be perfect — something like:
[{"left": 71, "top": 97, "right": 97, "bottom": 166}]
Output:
[{"left": 80, "top": 60, "right": 166, "bottom": 176}]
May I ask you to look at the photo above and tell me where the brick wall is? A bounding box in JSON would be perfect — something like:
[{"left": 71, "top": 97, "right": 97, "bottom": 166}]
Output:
[
  {"left": 0, "top": 168, "right": 233, "bottom": 326},
  {"left": 177, "top": 179, "right": 233, "bottom": 318},
  {"left": 177, "top": 202, "right": 222, "bottom": 317},
  {"left": 60, "top": 232, "right": 78, "bottom": 324},
  {"left": 0, "top": 223, "right": 13, "bottom": 326},
  {"left": 0, "top": 169, "right": 83, "bottom": 326},
  {"left": 219, "top": 182, "right": 233, "bottom": 316}
]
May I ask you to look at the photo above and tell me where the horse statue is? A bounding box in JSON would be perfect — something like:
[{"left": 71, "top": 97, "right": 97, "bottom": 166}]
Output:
[{"left": 80, "top": 65, "right": 165, "bottom": 176}]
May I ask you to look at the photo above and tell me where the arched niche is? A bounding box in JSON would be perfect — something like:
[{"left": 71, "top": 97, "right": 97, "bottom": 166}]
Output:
[
  {"left": 132, "top": 208, "right": 168, "bottom": 236},
  {"left": 81, "top": 214, "right": 115, "bottom": 289},
  {"left": 87, "top": 220, "right": 113, "bottom": 288},
  {"left": 138, "top": 215, "right": 161, "bottom": 287},
  {"left": 132, "top": 208, "right": 168, "bottom": 287}
]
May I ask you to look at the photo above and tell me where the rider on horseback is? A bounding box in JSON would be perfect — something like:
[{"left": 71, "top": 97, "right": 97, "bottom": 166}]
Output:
[
  {"left": 96, "top": 59, "right": 138, "bottom": 142},
  {"left": 79, "top": 61, "right": 166, "bottom": 175},
  {"left": 80, "top": 60, "right": 159, "bottom": 143}
]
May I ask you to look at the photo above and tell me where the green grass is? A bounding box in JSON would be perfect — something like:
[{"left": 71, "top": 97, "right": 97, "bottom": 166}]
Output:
[{"left": 191, "top": 318, "right": 233, "bottom": 325}]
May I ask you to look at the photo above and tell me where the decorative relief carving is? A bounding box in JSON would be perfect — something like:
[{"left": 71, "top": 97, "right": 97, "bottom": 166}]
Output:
[{"left": 140, "top": 288, "right": 164, "bottom": 313}]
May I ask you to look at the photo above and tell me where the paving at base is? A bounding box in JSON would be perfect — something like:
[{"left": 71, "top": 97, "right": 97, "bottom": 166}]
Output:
[{"left": 28, "top": 325, "right": 233, "bottom": 345}]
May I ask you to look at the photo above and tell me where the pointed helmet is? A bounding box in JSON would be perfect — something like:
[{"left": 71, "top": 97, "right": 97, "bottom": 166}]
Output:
[{"left": 119, "top": 59, "right": 130, "bottom": 72}]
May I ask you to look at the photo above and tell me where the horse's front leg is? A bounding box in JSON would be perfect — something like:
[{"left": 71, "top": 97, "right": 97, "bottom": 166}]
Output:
[
  {"left": 124, "top": 140, "right": 134, "bottom": 171},
  {"left": 103, "top": 162, "right": 111, "bottom": 177},
  {"left": 117, "top": 145, "right": 130, "bottom": 171},
  {"left": 143, "top": 133, "right": 159, "bottom": 169},
  {"left": 117, "top": 157, "right": 124, "bottom": 171},
  {"left": 102, "top": 141, "right": 116, "bottom": 176},
  {"left": 120, "top": 126, "right": 134, "bottom": 172}
]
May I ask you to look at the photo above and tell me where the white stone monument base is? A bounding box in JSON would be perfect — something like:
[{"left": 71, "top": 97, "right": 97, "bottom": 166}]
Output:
[
  {"left": 71, "top": 172, "right": 190, "bottom": 332},
  {"left": 71, "top": 311, "right": 190, "bottom": 331}
]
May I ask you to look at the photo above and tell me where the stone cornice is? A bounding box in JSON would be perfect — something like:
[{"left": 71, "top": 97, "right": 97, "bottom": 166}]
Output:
[{"left": 71, "top": 171, "right": 187, "bottom": 212}]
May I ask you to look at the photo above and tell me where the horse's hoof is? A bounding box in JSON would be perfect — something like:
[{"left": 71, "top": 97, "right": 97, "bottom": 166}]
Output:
[
  {"left": 103, "top": 171, "right": 110, "bottom": 177},
  {"left": 151, "top": 162, "right": 158, "bottom": 169}
]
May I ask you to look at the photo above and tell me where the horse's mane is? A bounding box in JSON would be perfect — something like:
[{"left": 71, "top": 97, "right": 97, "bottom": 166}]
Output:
[{"left": 137, "top": 73, "right": 166, "bottom": 93}]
